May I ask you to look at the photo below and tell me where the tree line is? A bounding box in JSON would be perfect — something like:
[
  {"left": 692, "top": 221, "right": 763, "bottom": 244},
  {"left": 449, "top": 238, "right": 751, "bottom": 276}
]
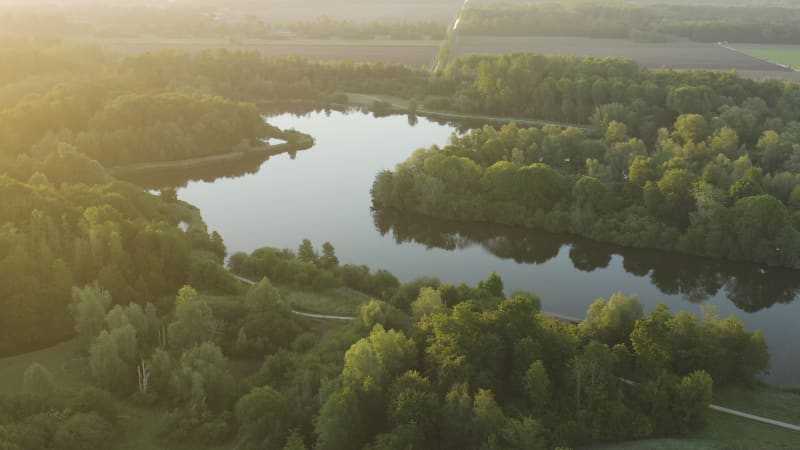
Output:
[
  {"left": 457, "top": 2, "right": 800, "bottom": 44},
  {"left": 439, "top": 53, "right": 800, "bottom": 144}
]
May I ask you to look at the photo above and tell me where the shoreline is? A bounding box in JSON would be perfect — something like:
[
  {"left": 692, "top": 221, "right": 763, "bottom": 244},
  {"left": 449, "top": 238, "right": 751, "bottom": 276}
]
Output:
[{"left": 109, "top": 135, "right": 314, "bottom": 177}]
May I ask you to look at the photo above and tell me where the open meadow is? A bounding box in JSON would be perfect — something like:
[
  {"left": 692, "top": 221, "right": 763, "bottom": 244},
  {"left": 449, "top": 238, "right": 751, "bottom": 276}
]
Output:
[{"left": 451, "top": 36, "right": 800, "bottom": 81}]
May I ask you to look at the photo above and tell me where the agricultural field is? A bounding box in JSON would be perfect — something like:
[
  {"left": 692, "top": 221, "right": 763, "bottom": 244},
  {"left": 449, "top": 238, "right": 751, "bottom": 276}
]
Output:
[
  {"left": 216, "top": 0, "right": 465, "bottom": 24},
  {"left": 450, "top": 36, "right": 800, "bottom": 82},
  {"left": 732, "top": 44, "right": 800, "bottom": 70},
  {"left": 74, "top": 36, "right": 442, "bottom": 67}
]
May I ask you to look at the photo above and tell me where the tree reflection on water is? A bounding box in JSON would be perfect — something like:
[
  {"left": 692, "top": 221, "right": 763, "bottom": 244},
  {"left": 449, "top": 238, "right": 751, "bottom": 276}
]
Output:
[{"left": 373, "top": 209, "right": 800, "bottom": 313}]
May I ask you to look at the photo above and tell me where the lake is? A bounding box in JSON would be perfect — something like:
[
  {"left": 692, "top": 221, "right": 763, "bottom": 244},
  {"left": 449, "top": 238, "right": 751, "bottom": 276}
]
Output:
[{"left": 175, "top": 110, "right": 800, "bottom": 387}]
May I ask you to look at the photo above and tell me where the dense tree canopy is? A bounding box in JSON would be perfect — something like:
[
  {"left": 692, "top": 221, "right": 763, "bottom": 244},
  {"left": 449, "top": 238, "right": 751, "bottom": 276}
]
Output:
[{"left": 373, "top": 115, "right": 800, "bottom": 268}]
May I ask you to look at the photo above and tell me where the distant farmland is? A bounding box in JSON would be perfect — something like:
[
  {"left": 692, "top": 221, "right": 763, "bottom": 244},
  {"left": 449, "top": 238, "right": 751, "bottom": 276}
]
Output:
[
  {"left": 731, "top": 44, "right": 800, "bottom": 71},
  {"left": 451, "top": 36, "right": 800, "bottom": 82},
  {"left": 217, "top": 1, "right": 465, "bottom": 24},
  {"left": 80, "top": 37, "right": 442, "bottom": 68}
]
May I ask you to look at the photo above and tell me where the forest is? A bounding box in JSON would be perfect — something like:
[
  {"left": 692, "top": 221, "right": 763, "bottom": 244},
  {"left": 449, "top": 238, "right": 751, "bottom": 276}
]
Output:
[
  {"left": 0, "top": 34, "right": 796, "bottom": 449},
  {"left": 0, "top": 241, "right": 770, "bottom": 449},
  {"left": 373, "top": 52, "right": 800, "bottom": 269},
  {"left": 457, "top": 2, "right": 800, "bottom": 44}
]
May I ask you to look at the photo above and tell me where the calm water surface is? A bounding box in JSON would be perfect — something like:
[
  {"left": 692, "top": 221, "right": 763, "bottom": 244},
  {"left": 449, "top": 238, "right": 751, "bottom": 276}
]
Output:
[{"left": 177, "top": 110, "right": 800, "bottom": 386}]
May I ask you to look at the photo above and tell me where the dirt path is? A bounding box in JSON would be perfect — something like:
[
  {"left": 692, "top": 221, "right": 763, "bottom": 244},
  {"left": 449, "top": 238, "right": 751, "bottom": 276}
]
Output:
[
  {"left": 709, "top": 404, "right": 800, "bottom": 432},
  {"left": 232, "top": 274, "right": 355, "bottom": 321}
]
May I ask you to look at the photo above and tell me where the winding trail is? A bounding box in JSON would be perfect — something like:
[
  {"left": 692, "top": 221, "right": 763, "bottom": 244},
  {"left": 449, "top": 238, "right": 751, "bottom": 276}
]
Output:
[
  {"left": 231, "top": 273, "right": 355, "bottom": 321},
  {"left": 709, "top": 405, "right": 800, "bottom": 431}
]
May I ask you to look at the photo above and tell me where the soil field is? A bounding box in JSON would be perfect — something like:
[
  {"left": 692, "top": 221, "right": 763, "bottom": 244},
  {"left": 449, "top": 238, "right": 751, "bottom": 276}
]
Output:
[
  {"left": 216, "top": 1, "right": 464, "bottom": 24},
  {"left": 451, "top": 36, "right": 800, "bottom": 82},
  {"left": 78, "top": 37, "right": 442, "bottom": 67}
]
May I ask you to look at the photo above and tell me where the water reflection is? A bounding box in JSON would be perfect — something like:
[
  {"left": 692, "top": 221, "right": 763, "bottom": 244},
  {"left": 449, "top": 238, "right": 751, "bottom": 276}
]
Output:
[
  {"left": 118, "top": 152, "right": 279, "bottom": 189},
  {"left": 373, "top": 209, "right": 800, "bottom": 313}
]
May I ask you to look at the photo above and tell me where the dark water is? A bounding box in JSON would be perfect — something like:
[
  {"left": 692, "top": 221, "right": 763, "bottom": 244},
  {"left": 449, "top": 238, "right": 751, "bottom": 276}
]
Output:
[{"left": 174, "top": 110, "right": 800, "bottom": 386}]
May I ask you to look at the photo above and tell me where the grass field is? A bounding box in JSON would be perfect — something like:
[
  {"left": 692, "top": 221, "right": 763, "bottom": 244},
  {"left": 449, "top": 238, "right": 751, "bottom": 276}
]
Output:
[
  {"left": 587, "top": 410, "right": 800, "bottom": 450},
  {"left": 732, "top": 44, "right": 800, "bottom": 70},
  {"left": 713, "top": 385, "right": 800, "bottom": 424},
  {"left": 0, "top": 338, "right": 84, "bottom": 396},
  {"left": 282, "top": 285, "right": 369, "bottom": 317},
  {"left": 451, "top": 36, "right": 800, "bottom": 82}
]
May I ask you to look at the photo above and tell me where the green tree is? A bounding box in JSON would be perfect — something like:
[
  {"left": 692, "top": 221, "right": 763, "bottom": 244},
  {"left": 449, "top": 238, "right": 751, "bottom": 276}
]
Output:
[
  {"left": 245, "top": 277, "right": 281, "bottom": 312},
  {"left": 168, "top": 286, "right": 217, "bottom": 351},
  {"left": 411, "top": 287, "right": 445, "bottom": 320},
  {"left": 320, "top": 242, "right": 339, "bottom": 269},
  {"left": 360, "top": 299, "right": 407, "bottom": 331},
  {"left": 298, "top": 239, "right": 317, "bottom": 264},
  {"left": 483, "top": 272, "right": 505, "bottom": 297},
  {"left": 487, "top": 416, "right": 547, "bottom": 450},
  {"left": 631, "top": 304, "right": 673, "bottom": 372},
  {"left": 23, "top": 363, "right": 55, "bottom": 395},
  {"left": 88, "top": 329, "right": 129, "bottom": 391},
  {"left": 673, "top": 114, "right": 709, "bottom": 144},
  {"left": 69, "top": 286, "right": 112, "bottom": 346},
  {"left": 282, "top": 432, "right": 307, "bottom": 450},
  {"left": 472, "top": 389, "right": 505, "bottom": 446},
  {"left": 51, "top": 413, "right": 114, "bottom": 450},
  {"left": 580, "top": 293, "right": 643, "bottom": 346},
  {"left": 522, "top": 360, "right": 550, "bottom": 412},
  {"left": 170, "top": 342, "right": 236, "bottom": 412},
  {"left": 235, "top": 385, "right": 289, "bottom": 450}
]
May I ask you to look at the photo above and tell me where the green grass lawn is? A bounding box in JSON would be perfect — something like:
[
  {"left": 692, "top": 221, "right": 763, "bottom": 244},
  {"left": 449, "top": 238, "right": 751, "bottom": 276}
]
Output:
[
  {"left": 0, "top": 338, "right": 85, "bottom": 396},
  {"left": 713, "top": 385, "right": 800, "bottom": 424},
  {"left": 586, "top": 410, "right": 800, "bottom": 449},
  {"left": 747, "top": 49, "right": 800, "bottom": 69},
  {"left": 585, "top": 386, "right": 800, "bottom": 450},
  {"left": 281, "top": 285, "right": 369, "bottom": 317}
]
